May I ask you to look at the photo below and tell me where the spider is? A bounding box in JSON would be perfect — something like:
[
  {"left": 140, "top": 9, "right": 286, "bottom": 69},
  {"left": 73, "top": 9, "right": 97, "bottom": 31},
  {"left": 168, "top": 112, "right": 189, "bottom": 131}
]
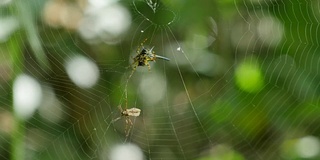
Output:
[
  {"left": 114, "top": 106, "right": 141, "bottom": 137},
  {"left": 132, "top": 38, "right": 170, "bottom": 71},
  {"left": 113, "top": 90, "right": 141, "bottom": 138}
]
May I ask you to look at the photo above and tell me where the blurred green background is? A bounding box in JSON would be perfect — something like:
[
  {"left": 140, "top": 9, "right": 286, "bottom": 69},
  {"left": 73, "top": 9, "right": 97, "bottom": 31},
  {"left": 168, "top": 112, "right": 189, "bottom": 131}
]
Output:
[{"left": 1, "top": 0, "right": 320, "bottom": 159}]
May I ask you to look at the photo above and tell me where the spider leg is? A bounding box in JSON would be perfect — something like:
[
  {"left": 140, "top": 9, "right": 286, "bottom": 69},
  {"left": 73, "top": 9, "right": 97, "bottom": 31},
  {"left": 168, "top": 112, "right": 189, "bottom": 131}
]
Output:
[
  {"left": 125, "top": 89, "right": 128, "bottom": 110},
  {"left": 128, "top": 117, "right": 133, "bottom": 125},
  {"left": 111, "top": 116, "right": 121, "bottom": 123},
  {"left": 117, "top": 105, "right": 123, "bottom": 112},
  {"left": 137, "top": 38, "right": 148, "bottom": 54},
  {"left": 147, "top": 63, "right": 151, "bottom": 72},
  {"left": 125, "top": 117, "right": 133, "bottom": 137},
  {"left": 124, "top": 118, "right": 129, "bottom": 136},
  {"left": 132, "top": 63, "right": 137, "bottom": 70}
]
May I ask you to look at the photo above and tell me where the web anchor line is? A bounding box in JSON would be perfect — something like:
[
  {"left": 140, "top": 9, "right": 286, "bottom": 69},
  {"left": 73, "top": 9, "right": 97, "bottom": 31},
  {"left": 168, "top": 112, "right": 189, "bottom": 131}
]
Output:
[{"left": 164, "top": 27, "right": 214, "bottom": 147}]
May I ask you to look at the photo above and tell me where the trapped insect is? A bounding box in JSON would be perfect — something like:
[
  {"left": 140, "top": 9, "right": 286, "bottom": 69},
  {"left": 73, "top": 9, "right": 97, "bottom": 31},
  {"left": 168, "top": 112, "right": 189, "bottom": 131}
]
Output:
[{"left": 132, "top": 38, "right": 170, "bottom": 71}]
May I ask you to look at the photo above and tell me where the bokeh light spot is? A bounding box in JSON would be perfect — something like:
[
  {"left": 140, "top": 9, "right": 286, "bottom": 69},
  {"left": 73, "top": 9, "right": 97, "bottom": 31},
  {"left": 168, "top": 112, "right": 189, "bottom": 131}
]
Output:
[
  {"left": 109, "top": 143, "right": 144, "bottom": 160},
  {"left": 0, "top": 16, "right": 19, "bottom": 42},
  {"left": 0, "top": 0, "right": 12, "bottom": 6},
  {"left": 13, "top": 74, "right": 42, "bottom": 120},
  {"left": 78, "top": 2, "right": 131, "bottom": 44},
  {"left": 257, "top": 15, "right": 284, "bottom": 47},
  {"left": 65, "top": 55, "right": 100, "bottom": 89},
  {"left": 235, "top": 59, "right": 264, "bottom": 93},
  {"left": 296, "top": 136, "right": 320, "bottom": 158},
  {"left": 139, "top": 72, "right": 166, "bottom": 105},
  {"left": 38, "top": 86, "right": 65, "bottom": 123}
]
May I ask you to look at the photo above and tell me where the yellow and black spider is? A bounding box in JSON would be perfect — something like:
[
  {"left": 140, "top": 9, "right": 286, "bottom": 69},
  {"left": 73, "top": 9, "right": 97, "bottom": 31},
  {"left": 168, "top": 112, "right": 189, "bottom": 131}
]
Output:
[{"left": 132, "top": 38, "right": 170, "bottom": 71}]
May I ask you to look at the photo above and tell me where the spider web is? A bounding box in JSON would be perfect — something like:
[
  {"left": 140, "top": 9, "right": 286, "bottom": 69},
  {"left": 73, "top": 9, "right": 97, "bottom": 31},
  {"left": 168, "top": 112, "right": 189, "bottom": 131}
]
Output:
[{"left": 1, "top": 0, "right": 320, "bottom": 160}]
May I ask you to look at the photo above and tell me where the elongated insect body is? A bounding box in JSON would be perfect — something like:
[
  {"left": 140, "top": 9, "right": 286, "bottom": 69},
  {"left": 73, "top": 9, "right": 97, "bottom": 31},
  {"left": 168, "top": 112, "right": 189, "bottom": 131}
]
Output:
[{"left": 155, "top": 54, "right": 170, "bottom": 61}]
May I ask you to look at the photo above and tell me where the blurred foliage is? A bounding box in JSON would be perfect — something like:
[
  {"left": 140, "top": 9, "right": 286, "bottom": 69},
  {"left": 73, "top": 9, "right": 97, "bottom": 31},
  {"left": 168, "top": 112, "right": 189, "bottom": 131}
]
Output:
[{"left": 1, "top": 0, "right": 320, "bottom": 160}]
